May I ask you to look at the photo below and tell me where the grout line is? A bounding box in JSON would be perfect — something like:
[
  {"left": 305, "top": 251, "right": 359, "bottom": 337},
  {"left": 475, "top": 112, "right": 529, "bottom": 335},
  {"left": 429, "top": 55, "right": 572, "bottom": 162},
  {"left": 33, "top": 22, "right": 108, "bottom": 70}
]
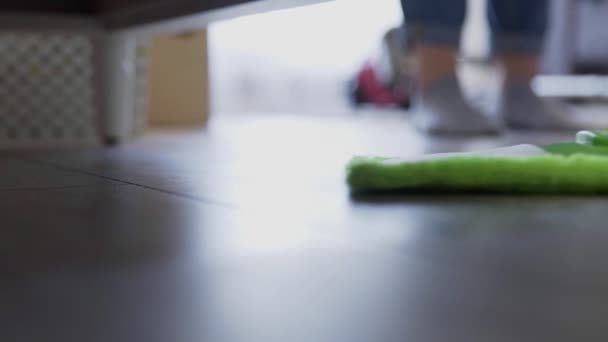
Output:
[
  {"left": 0, "top": 183, "right": 128, "bottom": 193},
  {"left": 17, "top": 156, "right": 239, "bottom": 210}
]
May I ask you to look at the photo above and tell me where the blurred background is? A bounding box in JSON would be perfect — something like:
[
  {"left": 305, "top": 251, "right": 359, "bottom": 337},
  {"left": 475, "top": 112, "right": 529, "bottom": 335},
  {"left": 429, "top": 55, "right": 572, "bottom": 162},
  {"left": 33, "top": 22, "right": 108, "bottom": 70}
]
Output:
[
  {"left": 207, "top": 0, "right": 608, "bottom": 116},
  {"left": 209, "top": 0, "right": 404, "bottom": 115},
  {"left": 3, "top": 0, "right": 608, "bottom": 146}
]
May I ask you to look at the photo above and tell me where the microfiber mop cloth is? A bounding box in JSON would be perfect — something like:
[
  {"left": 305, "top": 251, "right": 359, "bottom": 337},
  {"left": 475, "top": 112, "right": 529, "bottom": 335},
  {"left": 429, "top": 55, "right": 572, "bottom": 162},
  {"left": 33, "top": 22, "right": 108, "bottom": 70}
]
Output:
[{"left": 347, "top": 130, "right": 608, "bottom": 194}]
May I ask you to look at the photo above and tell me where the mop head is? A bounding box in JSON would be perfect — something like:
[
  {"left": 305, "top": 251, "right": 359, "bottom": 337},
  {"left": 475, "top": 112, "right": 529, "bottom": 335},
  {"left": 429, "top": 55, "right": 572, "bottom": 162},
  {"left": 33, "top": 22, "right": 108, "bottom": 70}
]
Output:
[{"left": 347, "top": 132, "right": 608, "bottom": 194}]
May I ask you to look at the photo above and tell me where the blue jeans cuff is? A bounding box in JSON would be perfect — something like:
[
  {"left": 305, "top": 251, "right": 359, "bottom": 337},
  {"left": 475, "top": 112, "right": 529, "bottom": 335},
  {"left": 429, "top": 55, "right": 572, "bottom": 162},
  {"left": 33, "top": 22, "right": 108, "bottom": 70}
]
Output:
[
  {"left": 410, "top": 23, "right": 462, "bottom": 47},
  {"left": 493, "top": 33, "right": 544, "bottom": 55}
]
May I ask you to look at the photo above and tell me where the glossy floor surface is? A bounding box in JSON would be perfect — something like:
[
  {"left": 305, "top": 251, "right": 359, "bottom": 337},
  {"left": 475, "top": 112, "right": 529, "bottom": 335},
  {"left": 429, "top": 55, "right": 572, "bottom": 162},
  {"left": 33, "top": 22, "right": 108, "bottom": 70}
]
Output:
[{"left": 2, "top": 113, "right": 607, "bottom": 342}]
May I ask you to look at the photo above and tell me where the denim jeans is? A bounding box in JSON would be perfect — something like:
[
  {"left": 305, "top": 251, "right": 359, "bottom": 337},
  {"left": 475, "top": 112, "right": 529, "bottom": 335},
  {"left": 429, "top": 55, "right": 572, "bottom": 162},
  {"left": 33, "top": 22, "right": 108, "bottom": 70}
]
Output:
[{"left": 400, "top": 0, "right": 549, "bottom": 54}]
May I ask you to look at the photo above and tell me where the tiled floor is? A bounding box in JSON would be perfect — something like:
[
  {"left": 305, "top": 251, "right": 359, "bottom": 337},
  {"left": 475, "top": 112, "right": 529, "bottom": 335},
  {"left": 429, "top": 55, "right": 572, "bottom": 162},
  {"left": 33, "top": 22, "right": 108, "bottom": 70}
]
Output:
[{"left": 3, "top": 113, "right": 608, "bottom": 342}]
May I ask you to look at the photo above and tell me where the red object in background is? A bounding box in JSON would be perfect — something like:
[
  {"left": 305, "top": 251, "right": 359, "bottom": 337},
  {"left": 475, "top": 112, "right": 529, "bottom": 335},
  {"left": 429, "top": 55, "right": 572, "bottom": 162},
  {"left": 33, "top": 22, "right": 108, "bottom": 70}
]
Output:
[
  {"left": 351, "top": 62, "right": 411, "bottom": 109},
  {"left": 357, "top": 63, "right": 401, "bottom": 106},
  {"left": 349, "top": 25, "right": 414, "bottom": 109}
]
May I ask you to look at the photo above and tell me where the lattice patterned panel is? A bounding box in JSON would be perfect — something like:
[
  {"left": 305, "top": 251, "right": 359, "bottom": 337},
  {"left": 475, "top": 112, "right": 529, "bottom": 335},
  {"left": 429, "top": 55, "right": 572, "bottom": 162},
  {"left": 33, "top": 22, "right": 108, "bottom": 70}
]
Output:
[{"left": 0, "top": 33, "right": 99, "bottom": 146}]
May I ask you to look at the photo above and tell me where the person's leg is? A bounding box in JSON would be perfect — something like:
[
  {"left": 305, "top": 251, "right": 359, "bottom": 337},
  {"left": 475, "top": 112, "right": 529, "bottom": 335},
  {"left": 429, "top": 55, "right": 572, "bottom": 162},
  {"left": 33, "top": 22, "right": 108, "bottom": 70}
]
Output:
[
  {"left": 489, "top": 0, "right": 578, "bottom": 130},
  {"left": 400, "top": 0, "right": 464, "bottom": 88},
  {"left": 489, "top": 0, "right": 548, "bottom": 68},
  {"left": 401, "top": 0, "right": 498, "bottom": 134},
  {"left": 489, "top": 0, "right": 547, "bottom": 84}
]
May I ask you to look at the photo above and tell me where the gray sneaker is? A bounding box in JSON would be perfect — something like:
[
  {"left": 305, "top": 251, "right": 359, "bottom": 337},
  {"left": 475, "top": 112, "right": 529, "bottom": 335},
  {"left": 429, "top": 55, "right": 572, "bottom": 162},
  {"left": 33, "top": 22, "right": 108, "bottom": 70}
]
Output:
[
  {"left": 413, "top": 77, "right": 500, "bottom": 135},
  {"left": 502, "top": 82, "right": 582, "bottom": 131}
]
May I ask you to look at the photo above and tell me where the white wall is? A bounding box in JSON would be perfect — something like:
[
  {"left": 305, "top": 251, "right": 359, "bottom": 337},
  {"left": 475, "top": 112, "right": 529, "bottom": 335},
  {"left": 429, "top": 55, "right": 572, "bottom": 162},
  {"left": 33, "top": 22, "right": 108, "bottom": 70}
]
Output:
[{"left": 208, "top": 0, "right": 403, "bottom": 115}]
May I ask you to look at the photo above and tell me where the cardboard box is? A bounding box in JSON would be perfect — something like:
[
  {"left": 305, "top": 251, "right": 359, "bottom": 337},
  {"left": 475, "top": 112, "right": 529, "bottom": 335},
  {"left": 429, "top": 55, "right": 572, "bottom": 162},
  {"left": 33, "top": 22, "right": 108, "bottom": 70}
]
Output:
[{"left": 147, "top": 30, "right": 209, "bottom": 126}]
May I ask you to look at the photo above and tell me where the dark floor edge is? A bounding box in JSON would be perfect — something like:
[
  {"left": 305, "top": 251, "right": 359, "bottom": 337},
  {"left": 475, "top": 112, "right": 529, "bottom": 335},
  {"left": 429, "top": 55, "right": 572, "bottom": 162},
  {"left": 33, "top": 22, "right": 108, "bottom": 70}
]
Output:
[
  {"left": 13, "top": 156, "right": 239, "bottom": 210},
  {"left": 0, "top": 183, "right": 128, "bottom": 194}
]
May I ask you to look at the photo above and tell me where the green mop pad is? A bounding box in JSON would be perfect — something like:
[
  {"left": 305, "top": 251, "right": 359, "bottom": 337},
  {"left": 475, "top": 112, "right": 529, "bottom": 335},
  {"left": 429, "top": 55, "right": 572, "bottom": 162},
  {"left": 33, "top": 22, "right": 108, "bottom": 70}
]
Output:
[{"left": 347, "top": 130, "right": 608, "bottom": 194}]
